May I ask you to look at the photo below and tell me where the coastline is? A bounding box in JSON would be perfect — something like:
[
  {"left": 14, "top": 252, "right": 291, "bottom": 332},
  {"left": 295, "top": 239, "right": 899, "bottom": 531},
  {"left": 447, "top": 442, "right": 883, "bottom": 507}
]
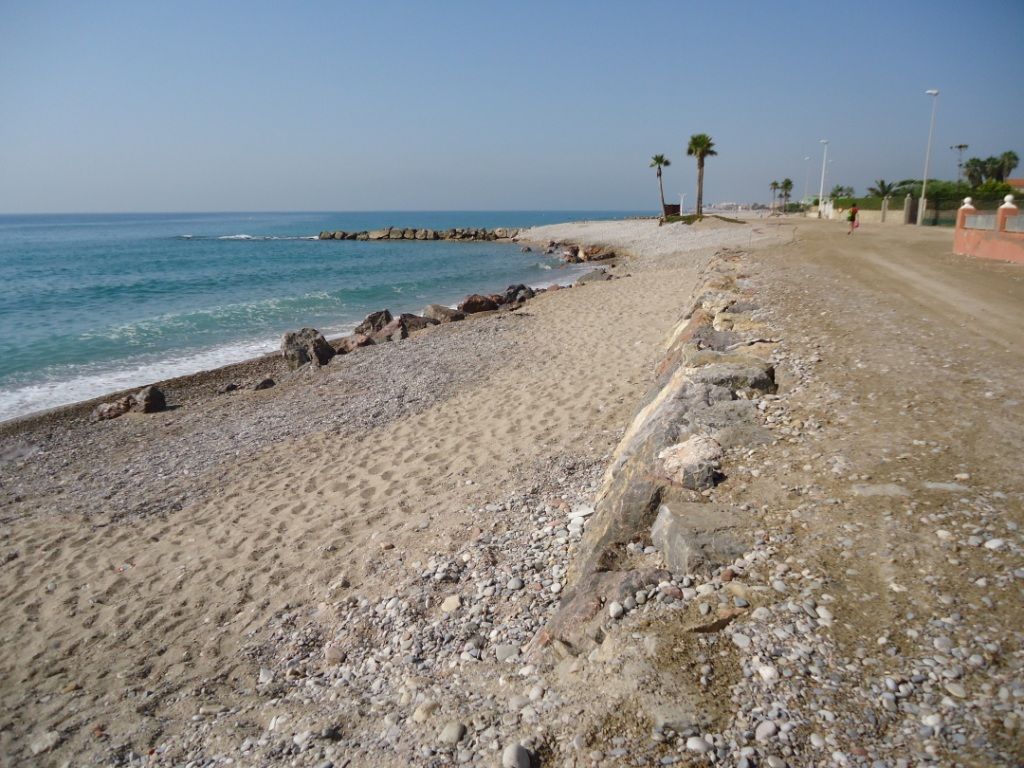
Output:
[{"left": 15, "top": 217, "right": 1022, "bottom": 766}]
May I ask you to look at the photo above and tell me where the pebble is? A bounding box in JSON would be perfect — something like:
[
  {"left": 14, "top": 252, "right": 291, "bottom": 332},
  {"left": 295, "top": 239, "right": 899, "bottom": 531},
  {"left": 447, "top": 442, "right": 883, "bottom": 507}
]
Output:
[
  {"left": 29, "top": 731, "right": 60, "bottom": 755},
  {"left": 685, "top": 736, "right": 713, "bottom": 753},
  {"left": 438, "top": 721, "right": 467, "bottom": 745},
  {"left": 731, "top": 633, "right": 752, "bottom": 650},
  {"left": 502, "top": 742, "right": 532, "bottom": 768},
  {"left": 755, "top": 720, "right": 778, "bottom": 742},
  {"left": 441, "top": 595, "right": 462, "bottom": 613},
  {"left": 609, "top": 601, "right": 624, "bottom": 619},
  {"left": 507, "top": 577, "right": 525, "bottom": 590}
]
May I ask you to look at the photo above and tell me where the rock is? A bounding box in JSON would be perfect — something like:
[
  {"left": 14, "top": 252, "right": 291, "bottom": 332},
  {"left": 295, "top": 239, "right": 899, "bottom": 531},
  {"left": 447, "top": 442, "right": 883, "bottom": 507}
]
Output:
[
  {"left": 324, "top": 643, "right": 347, "bottom": 664},
  {"left": 133, "top": 385, "right": 166, "bottom": 413},
  {"left": 388, "top": 229, "right": 404, "bottom": 239},
  {"left": 91, "top": 396, "right": 134, "bottom": 422},
  {"left": 281, "top": 327, "right": 336, "bottom": 369},
  {"left": 520, "top": 245, "right": 532, "bottom": 253},
  {"left": 422, "top": 304, "right": 465, "bottom": 323},
  {"left": 437, "top": 721, "right": 466, "bottom": 745},
  {"left": 503, "top": 284, "right": 535, "bottom": 305},
  {"left": 608, "top": 601, "right": 624, "bottom": 619},
  {"left": 561, "top": 247, "right": 582, "bottom": 263},
  {"left": 398, "top": 313, "right": 439, "bottom": 333},
  {"left": 402, "top": 228, "right": 416, "bottom": 239},
  {"left": 29, "top": 731, "right": 60, "bottom": 755},
  {"left": 657, "top": 435, "right": 723, "bottom": 490},
  {"left": 335, "top": 334, "right": 374, "bottom": 354},
  {"left": 218, "top": 382, "right": 239, "bottom": 394},
  {"left": 355, "top": 310, "right": 394, "bottom": 336},
  {"left": 755, "top": 721, "right": 778, "bottom": 742},
  {"left": 576, "top": 269, "right": 613, "bottom": 285},
  {"left": 458, "top": 294, "right": 499, "bottom": 314},
  {"left": 366, "top": 228, "right": 390, "bottom": 240},
  {"left": 441, "top": 595, "right": 462, "bottom": 613},
  {"left": 495, "top": 644, "right": 519, "bottom": 662},
  {"left": 650, "top": 503, "right": 746, "bottom": 575},
  {"left": 253, "top": 378, "right": 275, "bottom": 390},
  {"left": 412, "top": 700, "right": 439, "bottom": 722},
  {"left": 731, "top": 633, "right": 751, "bottom": 650},
  {"left": 685, "top": 736, "right": 712, "bottom": 753},
  {"left": 507, "top": 577, "right": 525, "bottom": 591},
  {"left": 502, "top": 742, "right": 532, "bottom": 768}
]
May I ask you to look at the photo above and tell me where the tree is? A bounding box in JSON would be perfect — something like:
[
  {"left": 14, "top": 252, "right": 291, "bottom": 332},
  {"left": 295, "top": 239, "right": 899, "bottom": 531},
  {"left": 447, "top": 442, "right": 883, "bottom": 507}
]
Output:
[
  {"left": 963, "top": 158, "right": 985, "bottom": 187},
  {"left": 1000, "top": 151, "right": 1019, "bottom": 180},
  {"left": 780, "top": 178, "right": 794, "bottom": 211},
  {"left": 830, "top": 184, "right": 854, "bottom": 199},
  {"left": 650, "top": 154, "right": 671, "bottom": 215},
  {"left": 769, "top": 180, "right": 779, "bottom": 213},
  {"left": 686, "top": 133, "right": 717, "bottom": 217},
  {"left": 984, "top": 156, "right": 1006, "bottom": 183},
  {"left": 867, "top": 179, "right": 897, "bottom": 197}
]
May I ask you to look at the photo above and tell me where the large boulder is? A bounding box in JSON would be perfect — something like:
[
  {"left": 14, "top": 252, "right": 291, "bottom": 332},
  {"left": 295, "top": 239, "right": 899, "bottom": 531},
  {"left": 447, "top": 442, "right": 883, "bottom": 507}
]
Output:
[
  {"left": 657, "top": 435, "right": 723, "bottom": 490},
  {"left": 459, "top": 294, "right": 499, "bottom": 314},
  {"left": 398, "top": 313, "right": 439, "bottom": 333},
  {"left": 367, "top": 228, "right": 390, "bottom": 241},
  {"left": 374, "top": 316, "right": 408, "bottom": 342},
  {"left": 335, "top": 334, "right": 374, "bottom": 354},
  {"left": 423, "top": 304, "right": 465, "bottom": 323},
  {"left": 651, "top": 502, "right": 746, "bottom": 575},
  {"left": 133, "top": 385, "right": 166, "bottom": 413},
  {"left": 281, "top": 327, "right": 336, "bottom": 369},
  {"left": 503, "top": 284, "right": 535, "bottom": 305},
  {"left": 355, "top": 310, "right": 394, "bottom": 336},
  {"left": 91, "top": 396, "right": 134, "bottom": 422}
]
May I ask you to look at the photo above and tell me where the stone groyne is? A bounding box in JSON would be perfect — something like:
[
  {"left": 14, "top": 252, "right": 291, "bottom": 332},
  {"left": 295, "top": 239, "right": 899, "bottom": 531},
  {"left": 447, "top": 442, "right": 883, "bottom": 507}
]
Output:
[{"left": 317, "top": 226, "right": 520, "bottom": 241}]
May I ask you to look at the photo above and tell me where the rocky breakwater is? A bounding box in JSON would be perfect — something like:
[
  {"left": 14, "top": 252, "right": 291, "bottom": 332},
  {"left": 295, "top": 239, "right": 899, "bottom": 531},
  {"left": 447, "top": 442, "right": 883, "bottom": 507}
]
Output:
[
  {"left": 536, "top": 246, "right": 779, "bottom": 654},
  {"left": 317, "top": 227, "right": 521, "bottom": 242}
]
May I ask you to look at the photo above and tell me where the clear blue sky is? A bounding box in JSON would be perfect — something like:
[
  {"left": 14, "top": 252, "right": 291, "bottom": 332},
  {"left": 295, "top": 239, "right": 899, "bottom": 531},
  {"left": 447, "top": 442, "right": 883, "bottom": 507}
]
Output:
[{"left": 1, "top": 0, "right": 1021, "bottom": 213}]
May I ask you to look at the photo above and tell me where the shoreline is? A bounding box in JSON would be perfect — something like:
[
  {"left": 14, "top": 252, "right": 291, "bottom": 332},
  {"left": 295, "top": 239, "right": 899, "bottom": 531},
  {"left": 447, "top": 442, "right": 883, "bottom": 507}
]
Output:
[{"left": 0, "top": 241, "right": 602, "bottom": 430}]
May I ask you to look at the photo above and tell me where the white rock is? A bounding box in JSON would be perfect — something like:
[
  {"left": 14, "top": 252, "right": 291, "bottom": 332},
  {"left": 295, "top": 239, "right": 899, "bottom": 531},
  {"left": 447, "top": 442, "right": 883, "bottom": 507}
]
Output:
[
  {"left": 984, "top": 538, "right": 1005, "bottom": 551},
  {"left": 755, "top": 720, "right": 778, "bottom": 742},
  {"left": 502, "top": 742, "right": 532, "bottom": 768},
  {"left": 441, "top": 595, "right": 462, "bottom": 613},
  {"left": 731, "top": 633, "right": 751, "bottom": 650},
  {"left": 29, "top": 731, "right": 60, "bottom": 756},
  {"left": 686, "top": 736, "right": 713, "bottom": 753},
  {"left": 438, "top": 721, "right": 466, "bottom": 745},
  {"left": 608, "top": 601, "right": 624, "bottom": 619}
]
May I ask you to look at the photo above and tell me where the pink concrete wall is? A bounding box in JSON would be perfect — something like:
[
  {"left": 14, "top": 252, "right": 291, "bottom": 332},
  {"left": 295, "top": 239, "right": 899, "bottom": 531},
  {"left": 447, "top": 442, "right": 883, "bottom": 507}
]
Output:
[{"left": 954, "top": 202, "right": 1024, "bottom": 264}]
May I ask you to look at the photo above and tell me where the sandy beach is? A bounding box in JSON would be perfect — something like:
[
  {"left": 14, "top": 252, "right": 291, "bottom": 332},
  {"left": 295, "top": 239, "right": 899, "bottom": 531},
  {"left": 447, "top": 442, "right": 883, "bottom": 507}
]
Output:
[{"left": 2, "top": 216, "right": 1022, "bottom": 767}]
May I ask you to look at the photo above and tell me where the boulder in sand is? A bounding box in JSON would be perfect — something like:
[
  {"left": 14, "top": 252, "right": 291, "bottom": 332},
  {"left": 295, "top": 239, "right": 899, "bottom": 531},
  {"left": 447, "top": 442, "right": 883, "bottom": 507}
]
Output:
[
  {"left": 459, "top": 294, "right": 499, "bottom": 314},
  {"left": 335, "top": 334, "right": 374, "bottom": 354},
  {"left": 503, "top": 284, "right": 535, "bottom": 305},
  {"left": 133, "top": 385, "right": 166, "bottom": 413},
  {"left": 91, "top": 397, "right": 134, "bottom": 422},
  {"left": 355, "top": 310, "right": 393, "bottom": 336},
  {"left": 423, "top": 304, "right": 465, "bottom": 323},
  {"left": 281, "top": 327, "right": 336, "bottom": 369},
  {"left": 576, "top": 269, "right": 613, "bottom": 285}
]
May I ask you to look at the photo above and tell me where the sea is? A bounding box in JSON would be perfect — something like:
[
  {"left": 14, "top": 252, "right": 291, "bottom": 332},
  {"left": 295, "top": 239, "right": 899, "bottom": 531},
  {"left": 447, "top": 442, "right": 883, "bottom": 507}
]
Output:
[{"left": 0, "top": 211, "right": 641, "bottom": 423}]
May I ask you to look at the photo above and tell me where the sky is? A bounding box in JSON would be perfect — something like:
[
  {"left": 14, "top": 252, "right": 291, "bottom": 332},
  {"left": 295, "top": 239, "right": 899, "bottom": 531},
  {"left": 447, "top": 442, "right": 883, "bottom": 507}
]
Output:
[{"left": 1, "top": 0, "right": 1022, "bottom": 213}]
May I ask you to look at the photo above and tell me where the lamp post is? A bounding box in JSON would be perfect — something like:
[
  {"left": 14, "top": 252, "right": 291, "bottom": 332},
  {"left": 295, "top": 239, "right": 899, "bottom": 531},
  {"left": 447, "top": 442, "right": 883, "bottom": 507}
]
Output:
[
  {"left": 817, "top": 140, "right": 829, "bottom": 218},
  {"left": 802, "top": 156, "right": 811, "bottom": 205},
  {"left": 679, "top": 193, "right": 686, "bottom": 214},
  {"left": 918, "top": 89, "right": 939, "bottom": 226}
]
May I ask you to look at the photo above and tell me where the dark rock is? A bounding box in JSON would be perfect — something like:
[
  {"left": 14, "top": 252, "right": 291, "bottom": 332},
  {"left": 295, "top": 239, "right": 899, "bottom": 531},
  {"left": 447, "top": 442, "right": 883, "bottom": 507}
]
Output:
[
  {"left": 335, "top": 334, "right": 374, "bottom": 354},
  {"left": 332, "top": 231, "right": 347, "bottom": 240},
  {"left": 218, "top": 383, "right": 239, "bottom": 394},
  {"left": 582, "top": 245, "right": 615, "bottom": 261},
  {"left": 520, "top": 245, "right": 532, "bottom": 253},
  {"left": 459, "top": 294, "right": 499, "bottom": 314},
  {"left": 561, "top": 247, "right": 582, "bottom": 263},
  {"left": 318, "top": 231, "right": 331, "bottom": 240},
  {"left": 373, "top": 317, "right": 408, "bottom": 343},
  {"left": 253, "top": 378, "right": 275, "bottom": 390},
  {"left": 281, "top": 327, "right": 336, "bottom": 369},
  {"left": 355, "top": 310, "right": 394, "bottom": 336},
  {"left": 503, "top": 284, "right": 535, "bottom": 305},
  {"left": 398, "top": 313, "right": 439, "bottom": 333},
  {"left": 133, "top": 385, "right": 166, "bottom": 413},
  {"left": 423, "top": 304, "right": 465, "bottom": 323},
  {"left": 91, "top": 397, "right": 134, "bottom": 422}
]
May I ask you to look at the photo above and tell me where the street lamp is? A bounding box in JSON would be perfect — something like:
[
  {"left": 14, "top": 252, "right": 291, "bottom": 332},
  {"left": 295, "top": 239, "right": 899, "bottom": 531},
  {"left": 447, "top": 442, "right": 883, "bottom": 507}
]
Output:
[
  {"left": 918, "top": 89, "right": 940, "bottom": 226},
  {"left": 817, "top": 140, "right": 829, "bottom": 218},
  {"left": 802, "top": 156, "right": 811, "bottom": 205},
  {"left": 679, "top": 193, "right": 686, "bottom": 213}
]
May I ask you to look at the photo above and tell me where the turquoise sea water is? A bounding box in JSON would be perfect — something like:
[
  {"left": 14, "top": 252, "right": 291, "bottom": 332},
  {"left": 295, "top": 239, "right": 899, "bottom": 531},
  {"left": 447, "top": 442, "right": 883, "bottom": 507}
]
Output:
[{"left": 0, "top": 211, "right": 640, "bottom": 422}]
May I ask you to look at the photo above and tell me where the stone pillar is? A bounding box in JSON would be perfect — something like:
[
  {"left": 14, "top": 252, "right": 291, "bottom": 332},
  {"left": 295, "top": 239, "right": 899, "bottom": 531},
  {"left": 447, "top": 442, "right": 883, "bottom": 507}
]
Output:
[
  {"left": 881, "top": 196, "right": 889, "bottom": 223},
  {"left": 903, "top": 194, "right": 913, "bottom": 224},
  {"left": 997, "top": 194, "right": 1018, "bottom": 233},
  {"left": 956, "top": 197, "right": 976, "bottom": 229}
]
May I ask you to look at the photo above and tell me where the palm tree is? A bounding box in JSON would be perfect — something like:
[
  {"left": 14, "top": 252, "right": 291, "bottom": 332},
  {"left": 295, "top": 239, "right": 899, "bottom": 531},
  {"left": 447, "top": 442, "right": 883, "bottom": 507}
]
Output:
[
  {"left": 1000, "top": 151, "right": 1019, "bottom": 180},
  {"left": 769, "top": 181, "right": 779, "bottom": 213},
  {"left": 984, "top": 156, "right": 1005, "bottom": 182},
  {"left": 867, "top": 179, "right": 896, "bottom": 197},
  {"left": 686, "top": 133, "right": 717, "bottom": 217},
  {"left": 780, "top": 178, "right": 794, "bottom": 212},
  {"left": 650, "top": 154, "right": 671, "bottom": 215},
  {"left": 963, "top": 158, "right": 985, "bottom": 187}
]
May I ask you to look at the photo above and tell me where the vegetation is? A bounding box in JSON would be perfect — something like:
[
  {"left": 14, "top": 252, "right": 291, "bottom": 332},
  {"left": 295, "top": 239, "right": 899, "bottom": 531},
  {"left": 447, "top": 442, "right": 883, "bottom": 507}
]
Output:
[
  {"left": 663, "top": 213, "right": 743, "bottom": 225},
  {"left": 829, "top": 184, "right": 855, "bottom": 199},
  {"left": 769, "top": 180, "right": 779, "bottom": 212},
  {"left": 964, "top": 151, "right": 1019, "bottom": 186},
  {"left": 867, "top": 179, "right": 897, "bottom": 197},
  {"left": 686, "top": 133, "right": 717, "bottom": 217},
  {"left": 780, "top": 178, "right": 793, "bottom": 211},
  {"left": 649, "top": 154, "right": 671, "bottom": 215}
]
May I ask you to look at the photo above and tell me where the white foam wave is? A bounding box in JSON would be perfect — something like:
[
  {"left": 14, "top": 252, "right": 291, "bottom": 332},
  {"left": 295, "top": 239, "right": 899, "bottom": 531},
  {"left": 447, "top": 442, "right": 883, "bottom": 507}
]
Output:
[{"left": 218, "top": 234, "right": 255, "bottom": 240}]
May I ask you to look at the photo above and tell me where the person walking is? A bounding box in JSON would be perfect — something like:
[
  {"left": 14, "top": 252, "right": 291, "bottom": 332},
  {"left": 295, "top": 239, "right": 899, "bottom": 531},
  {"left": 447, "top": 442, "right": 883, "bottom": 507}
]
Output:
[{"left": 847, "top": 203, "right": 860, "bottom": 235}]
